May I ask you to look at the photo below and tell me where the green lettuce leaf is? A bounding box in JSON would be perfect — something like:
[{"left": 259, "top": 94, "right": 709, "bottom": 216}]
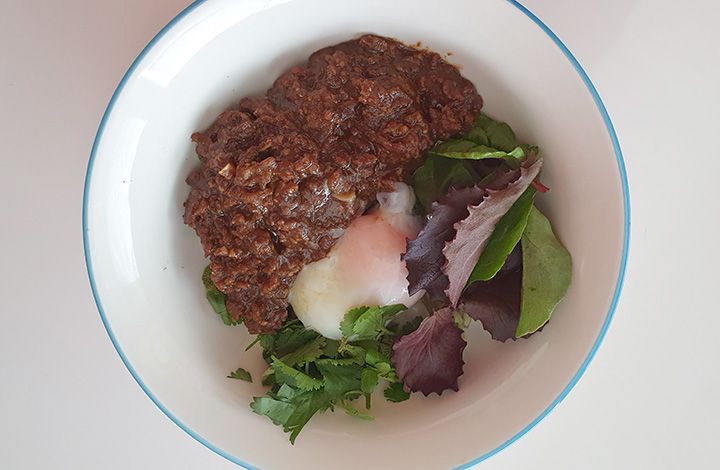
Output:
[
  {"left": 411, "top": 114, "right": 539, "bottom": 212},
  {"left": 466, "top": 187, "right": 536, "bottom": 284},
  {"left": 427, "top": 114, "right": 537, "bottom": 169},
  {"left": 443, "top": 159, "right": 543, "bottom": 306},
  {"left": 412, "top": 155, "right": 477, "bottom": 212},
  {"left": 466, "top": 113, "right": 520, "bottom": 151},
  {"left": 428, "top": 139, "right": 526, "bottom": 167},
  {"left": 516, "top": 206, "right": 572, "bottom": 337}
]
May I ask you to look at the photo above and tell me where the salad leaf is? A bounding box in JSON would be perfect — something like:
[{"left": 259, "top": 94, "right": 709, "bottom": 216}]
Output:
[
  {"left": 389, "top": 315, "right": 424, "bottom": 337},
  {"left": 201, "top": 265, "right": 239, "bottom": 325},
  {"left": 258, "top": 320, "right": 322, "bottom": 384},
  {"left": 250, "top": 395, "right": 297, "bottom": 426},
  {"left": 466, "top": 113, "right": 520, "bottom": 151},
  {"left": 339, "top": 307, "right": 366, "bottom": 337},
  {"left": 252, "top": 387, "right": 332, "bottom": 444},
  {"left": 391, "top": 308, "right": 466, "bottom": 395},
  {"left": 340, "top": 402, "right": 374, "bottom": 420},
  {"left": 277, "top": 336, "right": 326, "bottom": 368},
  {"left": 516, "top": 206, "right": 572, "bottom": 337},
  {"left": 383, "top": 382, "right": 410, "bottom": 402},
  {"left": 429, "top": 139, "right": 525, "bottom": 167},
  {"left": 361, "top": 368, "right": 379, "bottom": 395},
  {"left": 466, "top": 187, "right": 536, "bottom": 284},
  {"left": 340, "top": 304, "right": 406, "bottom": 341},
  {"left": 412, "top": 113, "right": 538, "bottom": 212},
  {"left": 427, "top": 113, "right": 538, "bottom": 169},
  {"left": 364, "top": 347, "right": 385, "bottom": 366},
  {"left": 315, "top": 359, "right": 362, "bottom": 397},
  {"left": 250, "top": 305, "right": 413, "bottom": 443},
  {"left": 461, "top": 250, "right": 522, "bottom": 342},
  {"left": 412, "top": 155, "right": 477, "bottom": 212},
  {"left": 262, "top": 320, "right": 320, "bottom": 359},
  {"left": 271, "top": 357, "right": 323, "bottom": 391},
  {"left": 285, "top": 390, "right": 333, "bottom": 443},
  {"left": 227, "top": 367, "right": 253, "bottom": 382},
  {"left": 403, "top": 186, "right": 485, "bottom": 297},
  {"left": 443, "top": 159, "right": 543, "bottom": 306}
]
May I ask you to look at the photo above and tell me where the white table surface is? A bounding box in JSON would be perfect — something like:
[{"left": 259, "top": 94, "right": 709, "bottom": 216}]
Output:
[{"left": 2, "top": 0, "right": 718, "bottom": 468}]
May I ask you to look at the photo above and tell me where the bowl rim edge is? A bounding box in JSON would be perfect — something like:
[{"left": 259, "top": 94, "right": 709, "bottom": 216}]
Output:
[{"left": 81, "top": 1, "right": 631, "bottom": 468}]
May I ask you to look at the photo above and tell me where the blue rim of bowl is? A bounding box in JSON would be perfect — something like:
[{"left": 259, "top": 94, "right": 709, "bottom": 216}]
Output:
[{"left": 82, "top": 1, "right": 630, "bottom": 468}]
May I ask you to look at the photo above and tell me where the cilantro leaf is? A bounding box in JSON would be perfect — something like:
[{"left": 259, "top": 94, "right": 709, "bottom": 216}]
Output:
[
  {"left": 353, "top": 305, "right": 406, "bottom": 339},
  {"left": 270, "top": 322, "right": 320, "bottom": 358},
  {"left": 271, "top": 357, "right": 323, "bottom": 391},
  {"left": 383, "top": 382, "right": 410, "bottom": 403},
  {"left": 315, "top": 359, "right": 362, "bottom": 398},
  {"left": 278, "top": 336, "right": 326, "bottom": 367},
  {"left": 201, "top": 265, "right": 239, "bottom": 325},
  {"left": 262, "top": 336, "right": 327, "bottom": 386},
  {"left": 341, "top": 304, "right": 406, "bottom": 340},
  {"left": 373, "top": 361, "right": 393, "bottom": 378},
  {"left": 340, "top": 307, "right": 368, "bottom": 337},
  {"left": 340, "top": 402, "right": 374, "bottom": 420},
  {"left": 360, "top": 368, "right": 379, "bottom": 395},
  {"left": 339, "top": 343, "right": 366, "bottom": 362},
  {"left": 284, "top": 390, "right": 332, "bottom": 443},
  {"left": 364, "top": 347, "right": 385, "bottom": 366},
  {"left": 249, "top": 305, "right": 416, "bottom": 442},
  {"left": 517, "top": 206, "right": 572, "bottom": 337},
  {"left": 227, "top": 367, "right": 252, "bottom": 382},
  {"left": 251, "top": 387, "right": 332, "bottom": 444},
  {"left": 466, "top": 187, "right": 536, "bottom": 284},
  {"left": 250, "top": 396, "right": 296, "bottom": 426}
]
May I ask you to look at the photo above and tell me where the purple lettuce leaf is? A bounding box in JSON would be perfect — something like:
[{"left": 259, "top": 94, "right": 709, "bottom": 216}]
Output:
[
  {"left": 461, "top": 246, "right": 522, "bottom": 342},
  {"left": 443, "top": 159, "right": 542, "bottom": 306},
  {"left": 461, "top": 245, "right": 545, "bottom": 341},
  {"left": 403, "top": 186, "right": 485, "bottom": 297},
  {"left": 391, "top": 308, "right": 466, "bottom": 396}
]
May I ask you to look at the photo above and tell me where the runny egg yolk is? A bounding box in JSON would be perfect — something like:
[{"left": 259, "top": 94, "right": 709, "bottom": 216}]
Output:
[{"left": 288, "top": 183, "right": 424, "bottom": 339}]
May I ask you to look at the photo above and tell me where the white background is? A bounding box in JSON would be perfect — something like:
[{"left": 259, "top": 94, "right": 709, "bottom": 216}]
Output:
[{"left": 1, "top": 0, "right": 718, "bottom": 468}]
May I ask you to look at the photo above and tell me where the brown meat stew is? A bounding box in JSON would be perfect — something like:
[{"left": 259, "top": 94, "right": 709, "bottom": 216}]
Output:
[{"left": 184, "top": 34, "right": 483, "bottom": 333}]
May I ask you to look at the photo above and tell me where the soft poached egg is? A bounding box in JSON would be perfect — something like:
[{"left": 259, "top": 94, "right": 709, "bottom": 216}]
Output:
[{"left": 288, "top": 183, "right": 424, "bottom": 339}]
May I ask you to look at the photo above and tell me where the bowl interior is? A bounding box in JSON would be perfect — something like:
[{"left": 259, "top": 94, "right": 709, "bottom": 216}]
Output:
[{"left": 85, "top": 0, "right": 626, "bottom": 468}]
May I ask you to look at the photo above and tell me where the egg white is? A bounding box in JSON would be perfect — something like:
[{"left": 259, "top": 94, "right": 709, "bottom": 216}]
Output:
[{"left": 288, "top": 183, "right": 424, "bottom": 339}]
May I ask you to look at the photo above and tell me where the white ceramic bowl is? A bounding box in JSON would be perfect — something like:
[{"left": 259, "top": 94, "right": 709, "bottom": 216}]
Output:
[{"left": 83, "top": 0, "right": 629, "bottom": 468}]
